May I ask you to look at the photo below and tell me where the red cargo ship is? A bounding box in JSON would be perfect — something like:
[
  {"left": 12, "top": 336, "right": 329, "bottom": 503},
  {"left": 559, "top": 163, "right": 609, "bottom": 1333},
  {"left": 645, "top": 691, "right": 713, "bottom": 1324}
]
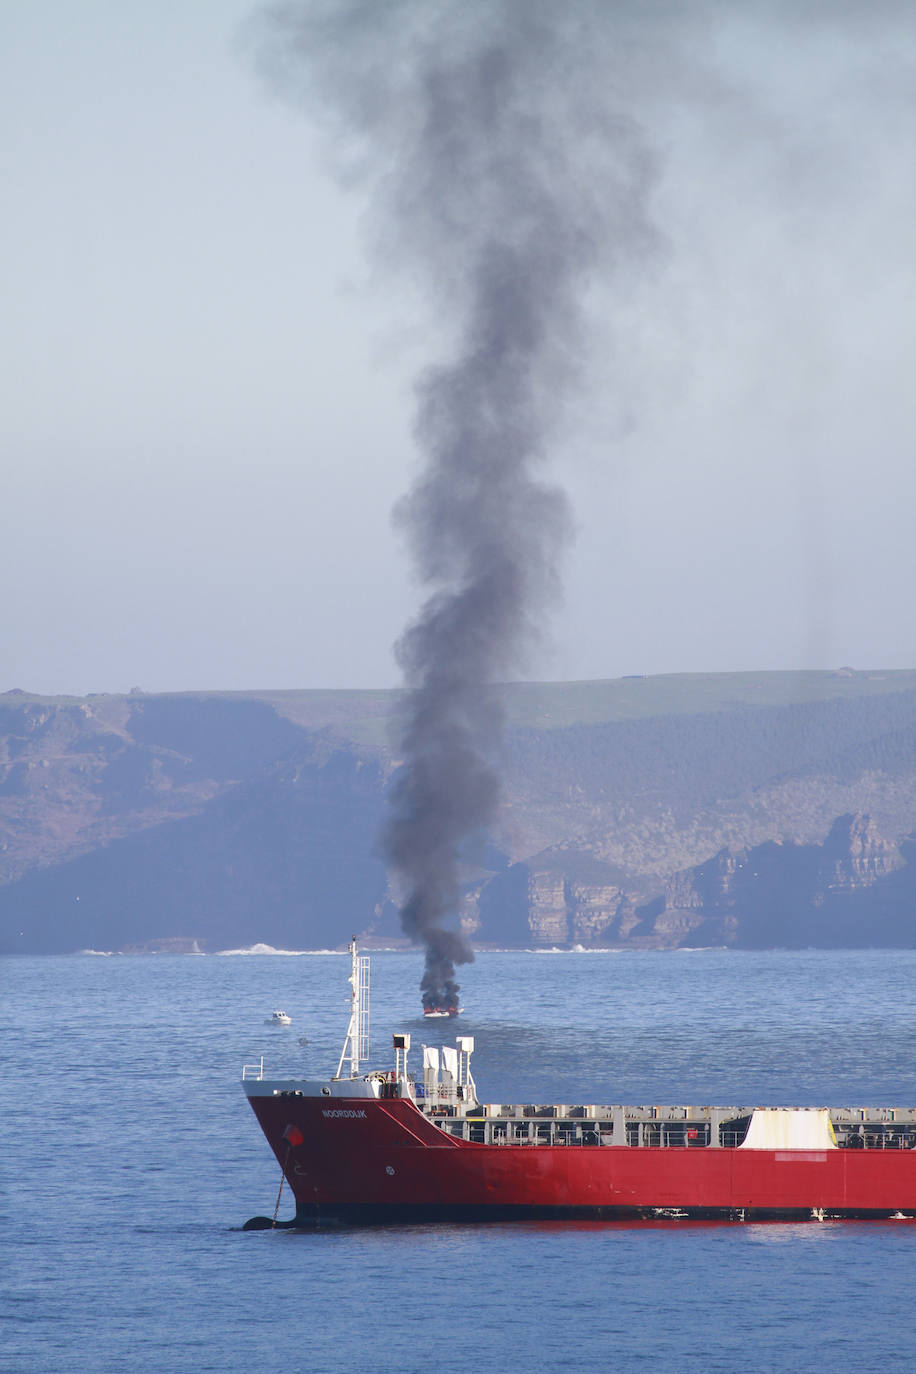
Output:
[{"left": 242, "top": 943, "right": 916, "bottom": 1225}]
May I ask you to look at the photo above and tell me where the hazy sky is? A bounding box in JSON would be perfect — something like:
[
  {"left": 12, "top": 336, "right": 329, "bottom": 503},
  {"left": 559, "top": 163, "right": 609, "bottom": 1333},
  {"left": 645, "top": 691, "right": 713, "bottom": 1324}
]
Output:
[{"left": 3, "top": 1, "right": 915, "bottom": 697}]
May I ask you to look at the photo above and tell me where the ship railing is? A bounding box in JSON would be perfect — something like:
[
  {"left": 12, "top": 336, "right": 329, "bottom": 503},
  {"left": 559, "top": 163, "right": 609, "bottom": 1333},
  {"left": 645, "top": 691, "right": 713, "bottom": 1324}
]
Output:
[
  {"left": 242, "top": 1057, "right": 264, "bottom": 1081},
  {"left": 830, "top": 1106, "right": 916, "bottom": 1123},
  {"left": 439, "top": 1118, "right": 720, "bottom": 1147},
  {"left": 432, "top": 1105, "right": 916, "bottom": 1148},
  {"left": 417, "top": 1082, "right": 472, "bottom": 1110},
  {"left": 833, "top": 1125, "right": 916, "bottom": 1149}
]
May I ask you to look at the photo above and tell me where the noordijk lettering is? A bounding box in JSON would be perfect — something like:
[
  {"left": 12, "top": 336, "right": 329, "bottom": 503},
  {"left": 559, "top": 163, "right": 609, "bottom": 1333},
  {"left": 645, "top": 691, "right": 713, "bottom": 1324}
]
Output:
[{"left": 322, "top": 1109, "right": 368, "bottom": 1119}]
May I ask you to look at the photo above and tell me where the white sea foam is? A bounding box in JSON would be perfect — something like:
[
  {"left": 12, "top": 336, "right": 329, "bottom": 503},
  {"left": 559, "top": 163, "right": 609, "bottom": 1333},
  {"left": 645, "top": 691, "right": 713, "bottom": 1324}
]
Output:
[
  {"left": 530, "top": 946, "right": 625, "bottom": 954},
  {"left": 672, "top": 945, "right": 730, "bottom": 953},
  {"left": 216, "top": 942, "right": 344, "bottom": 956}
]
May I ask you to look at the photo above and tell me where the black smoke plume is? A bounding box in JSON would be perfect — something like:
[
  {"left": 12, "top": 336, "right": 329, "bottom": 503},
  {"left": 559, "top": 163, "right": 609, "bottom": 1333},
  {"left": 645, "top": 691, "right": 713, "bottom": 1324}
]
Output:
[{"left": 253, "top": 1, "right": 660, "bottom": 1008}]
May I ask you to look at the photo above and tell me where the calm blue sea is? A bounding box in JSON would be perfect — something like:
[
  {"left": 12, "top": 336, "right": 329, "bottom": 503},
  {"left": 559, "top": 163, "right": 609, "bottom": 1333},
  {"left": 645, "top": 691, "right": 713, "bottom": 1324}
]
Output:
[{"left": 3, "top": 947, "right": 915, "bottom": 1373}]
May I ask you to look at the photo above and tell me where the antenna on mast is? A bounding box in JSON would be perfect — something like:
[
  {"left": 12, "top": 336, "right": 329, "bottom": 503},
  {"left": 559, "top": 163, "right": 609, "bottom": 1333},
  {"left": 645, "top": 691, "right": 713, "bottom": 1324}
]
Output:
[{"left": 336, "top": 936, "right": 370, "bottom": 1079}]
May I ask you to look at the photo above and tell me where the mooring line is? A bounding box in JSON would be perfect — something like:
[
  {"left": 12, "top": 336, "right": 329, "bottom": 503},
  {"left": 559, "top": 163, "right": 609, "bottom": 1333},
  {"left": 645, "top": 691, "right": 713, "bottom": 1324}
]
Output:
[{"left": 272, "top": 1145, "right": 291, "bottom": 1228}]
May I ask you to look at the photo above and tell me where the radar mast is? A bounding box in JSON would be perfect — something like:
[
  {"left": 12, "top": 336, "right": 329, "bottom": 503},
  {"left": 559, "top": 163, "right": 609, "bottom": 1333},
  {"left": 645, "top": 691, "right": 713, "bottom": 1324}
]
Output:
[{"left": 336, "top": 937, "right": 370, "bottom": 1078}]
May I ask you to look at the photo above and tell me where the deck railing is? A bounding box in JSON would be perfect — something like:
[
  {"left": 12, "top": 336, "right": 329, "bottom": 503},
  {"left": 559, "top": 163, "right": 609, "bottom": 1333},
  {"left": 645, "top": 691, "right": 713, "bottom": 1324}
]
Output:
[{"left": 432, "top": 1113, "right": 916, "bottom": 1149}]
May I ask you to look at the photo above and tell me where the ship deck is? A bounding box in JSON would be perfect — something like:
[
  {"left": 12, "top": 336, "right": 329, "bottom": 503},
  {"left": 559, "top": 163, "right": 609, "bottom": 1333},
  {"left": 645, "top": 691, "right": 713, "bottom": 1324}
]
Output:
[{"left": 418, "top": 1100, "right": 916, "bottom": 1150}]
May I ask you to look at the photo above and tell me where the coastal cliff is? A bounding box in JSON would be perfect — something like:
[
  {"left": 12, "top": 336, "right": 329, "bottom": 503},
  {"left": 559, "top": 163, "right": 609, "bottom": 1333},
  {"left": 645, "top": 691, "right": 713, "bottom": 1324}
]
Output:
[{"left": 2, "top": 670, "right": 915, "bottom": 952}]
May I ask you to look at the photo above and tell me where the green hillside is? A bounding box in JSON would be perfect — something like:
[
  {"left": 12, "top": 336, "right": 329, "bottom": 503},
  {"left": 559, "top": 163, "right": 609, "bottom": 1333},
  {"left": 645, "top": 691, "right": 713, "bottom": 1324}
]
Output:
[{"left": 2, "top": 669, "right": 915, "bottom": 953}]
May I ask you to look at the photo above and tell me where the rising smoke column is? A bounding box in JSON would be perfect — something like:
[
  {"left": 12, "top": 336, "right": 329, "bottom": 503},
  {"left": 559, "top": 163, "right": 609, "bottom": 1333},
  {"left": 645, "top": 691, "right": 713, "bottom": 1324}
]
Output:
[{"left": 254, "top": 0, "right": 661, "bottom": 1008}]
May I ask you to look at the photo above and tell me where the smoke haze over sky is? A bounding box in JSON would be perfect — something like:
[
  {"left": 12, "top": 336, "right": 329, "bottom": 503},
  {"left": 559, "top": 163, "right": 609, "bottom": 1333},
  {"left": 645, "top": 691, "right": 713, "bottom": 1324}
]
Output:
[
  {"left": 2, "top": 1, "right": 915, "bottom": 698},
  {"left": 252, "top": 0, "right": 677, "bottom": 1003}
]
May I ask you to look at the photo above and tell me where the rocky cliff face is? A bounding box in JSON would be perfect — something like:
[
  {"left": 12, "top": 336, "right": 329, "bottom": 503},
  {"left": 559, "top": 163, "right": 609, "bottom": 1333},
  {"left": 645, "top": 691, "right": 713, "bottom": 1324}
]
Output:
[
  {"left": 520, "top": 866, "right": 639, "bottom": 946},
  {"left": 2, "top": 676, "right": 916, "bottom": 953},
  {"left": 818, "top": 813, "right": 904, "bottom": 890},
  {"left": 0, "top": 692, "right": 305, "bottom": 884},
  {"left": 640, "top": 813, "right": 915, "bottom": 949},
  {"left": 462, "top": 814, "right": 916, "bottom": 951},
  {"left": 0, "top": 693, "right": 385, "bottom": 954}
]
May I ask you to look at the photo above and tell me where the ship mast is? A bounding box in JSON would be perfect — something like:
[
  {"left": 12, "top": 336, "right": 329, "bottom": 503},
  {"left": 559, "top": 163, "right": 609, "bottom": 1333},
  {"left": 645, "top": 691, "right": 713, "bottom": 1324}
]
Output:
[{"left": 336, "top": 936, "right": 370, "bottom": 1079}]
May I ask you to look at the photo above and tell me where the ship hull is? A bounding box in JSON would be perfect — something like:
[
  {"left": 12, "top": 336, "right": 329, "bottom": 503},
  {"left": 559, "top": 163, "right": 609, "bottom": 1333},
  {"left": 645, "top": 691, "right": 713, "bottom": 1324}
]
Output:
[{"left": 245, "top": 1091, "right": 916, "bottom": 1225}]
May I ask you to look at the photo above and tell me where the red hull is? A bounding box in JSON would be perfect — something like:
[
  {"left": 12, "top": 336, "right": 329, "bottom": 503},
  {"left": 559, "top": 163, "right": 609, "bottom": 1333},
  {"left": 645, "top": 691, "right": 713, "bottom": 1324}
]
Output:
[{"left": 246, "top": 1091, "right": 916, "bottom": 1224}]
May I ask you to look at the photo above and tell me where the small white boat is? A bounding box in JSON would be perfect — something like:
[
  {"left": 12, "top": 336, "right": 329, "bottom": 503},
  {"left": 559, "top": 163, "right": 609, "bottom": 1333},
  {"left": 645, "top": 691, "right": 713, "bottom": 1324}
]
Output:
[{"left": 269, "top": 1010, "right": 291, "bottom": 1026}]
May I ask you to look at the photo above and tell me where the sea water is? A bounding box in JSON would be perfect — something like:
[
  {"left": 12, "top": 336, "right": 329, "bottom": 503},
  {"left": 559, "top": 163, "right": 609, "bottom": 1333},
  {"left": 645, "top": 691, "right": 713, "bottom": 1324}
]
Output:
[{"left": 2, "top": 947, "right": 915, "bottom": 1373}]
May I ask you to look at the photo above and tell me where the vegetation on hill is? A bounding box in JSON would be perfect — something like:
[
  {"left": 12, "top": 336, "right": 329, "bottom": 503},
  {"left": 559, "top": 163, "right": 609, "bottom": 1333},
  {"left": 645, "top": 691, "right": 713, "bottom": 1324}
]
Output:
[{"left": 1, "top": 670, "right": 914, "bottom": 953}]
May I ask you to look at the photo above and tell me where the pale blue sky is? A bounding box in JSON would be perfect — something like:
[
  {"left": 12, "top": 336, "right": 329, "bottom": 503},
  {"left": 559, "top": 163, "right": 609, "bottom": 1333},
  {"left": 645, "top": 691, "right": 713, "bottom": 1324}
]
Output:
[{"left": 3, "top": 1, "right": 915, "bottom": 696}]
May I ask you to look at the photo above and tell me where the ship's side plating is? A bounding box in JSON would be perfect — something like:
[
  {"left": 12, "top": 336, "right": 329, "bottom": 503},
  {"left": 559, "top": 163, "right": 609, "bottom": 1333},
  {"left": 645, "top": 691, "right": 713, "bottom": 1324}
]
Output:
[
  {"left": 243, "top": 1066, "right": 916, "bottom": 1224},
  {"left": 242, "top": 943, "right": 916, "bottom": 1225}
]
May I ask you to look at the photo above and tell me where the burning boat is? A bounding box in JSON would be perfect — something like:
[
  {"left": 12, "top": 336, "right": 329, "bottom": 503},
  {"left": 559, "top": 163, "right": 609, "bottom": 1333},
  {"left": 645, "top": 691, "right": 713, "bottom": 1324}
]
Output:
[{"left": 242, "top": 942, "right": 916, "bottom": 1226}]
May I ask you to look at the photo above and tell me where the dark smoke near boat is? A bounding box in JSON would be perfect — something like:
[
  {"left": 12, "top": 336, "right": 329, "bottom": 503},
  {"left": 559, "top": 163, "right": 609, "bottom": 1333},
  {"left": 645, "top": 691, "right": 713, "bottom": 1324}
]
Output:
[{"left": 252, "top": 0, "right": 660, "bottom": 1009}]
